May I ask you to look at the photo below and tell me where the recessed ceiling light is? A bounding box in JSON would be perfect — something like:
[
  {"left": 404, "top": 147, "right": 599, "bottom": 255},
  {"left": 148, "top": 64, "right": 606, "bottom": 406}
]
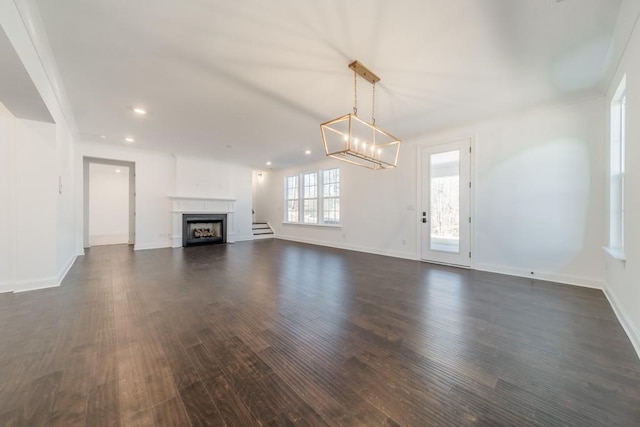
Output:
[
  {"left": 98, "top": 135, "right": 106, "bottom": 140},
  {"left": 266, "top": 161, "right": 272, "bottom": 166},
  {"left": 124, "top": 137, "right": 135, "bottom": 143},
  {"left": 132, "top": 107, "right": 147, "bottom": 115},
  {"left": 305, "top": 150, "right": 311, "bottom": 155},
  {"left": 115, "top": 169, "right": 121, "bottom": 173}
]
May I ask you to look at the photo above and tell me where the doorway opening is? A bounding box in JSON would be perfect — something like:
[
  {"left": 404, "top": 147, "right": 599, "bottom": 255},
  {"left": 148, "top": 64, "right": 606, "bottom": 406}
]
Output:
[{"left": 83, "top": 157, "right": 135, "bottom": 248}]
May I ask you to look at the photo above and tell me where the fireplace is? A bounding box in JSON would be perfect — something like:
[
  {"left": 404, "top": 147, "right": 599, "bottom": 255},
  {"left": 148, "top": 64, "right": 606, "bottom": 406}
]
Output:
[{"left": 182, "top": 214, "right": 227, "bottom": 247}]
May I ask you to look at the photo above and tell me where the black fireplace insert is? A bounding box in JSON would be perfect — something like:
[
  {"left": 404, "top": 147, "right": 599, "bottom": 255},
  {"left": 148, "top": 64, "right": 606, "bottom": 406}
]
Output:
[{"left": 182, "top": 214, "right": 227, "bottom": 247}]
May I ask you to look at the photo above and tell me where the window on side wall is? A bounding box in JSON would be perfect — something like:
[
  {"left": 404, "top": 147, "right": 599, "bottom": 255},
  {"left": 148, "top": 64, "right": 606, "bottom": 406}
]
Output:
[
  {"left": 322, "top": 168, "right": 340, "bottom": 224},
  {"left": 608, "top": 75, "right": 626, "bottom": 259},
  {"left": 285, "top": 175, "right": 299, "bottom": 223},
  {"left": 284, "top": 168, "right": 340, "bottom": 225}
]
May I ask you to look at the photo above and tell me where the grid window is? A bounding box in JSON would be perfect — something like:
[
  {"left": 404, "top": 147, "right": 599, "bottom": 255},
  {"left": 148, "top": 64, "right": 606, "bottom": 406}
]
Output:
[
  {"left": 284, "top": 168, "right": 340, "bottom": 225},
  {"left": 303, "top": 172, "right": 318, "bottom": 223},
  {"left": 285, "top": 175, "right": 299, "bottom": 223},
  {"left": 322, "top": 168, "right": 340, "bottom": 223}
]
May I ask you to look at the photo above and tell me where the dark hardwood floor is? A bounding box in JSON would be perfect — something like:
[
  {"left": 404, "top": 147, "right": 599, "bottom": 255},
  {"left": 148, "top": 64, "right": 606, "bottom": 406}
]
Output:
[{"left": 0, "top": 240, "right": 639, "bottom": 426}]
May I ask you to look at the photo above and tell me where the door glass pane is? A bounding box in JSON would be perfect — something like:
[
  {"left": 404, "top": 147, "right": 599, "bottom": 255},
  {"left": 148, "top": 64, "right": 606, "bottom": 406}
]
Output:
[{"left": 430, "top": 150, "right": 460, "bottom": 253}]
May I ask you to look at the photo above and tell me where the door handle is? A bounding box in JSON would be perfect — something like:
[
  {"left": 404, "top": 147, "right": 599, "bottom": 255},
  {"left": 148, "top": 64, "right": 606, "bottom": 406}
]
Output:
[{"left": 422, "top": 218, "right": 427, "bottom": 223}]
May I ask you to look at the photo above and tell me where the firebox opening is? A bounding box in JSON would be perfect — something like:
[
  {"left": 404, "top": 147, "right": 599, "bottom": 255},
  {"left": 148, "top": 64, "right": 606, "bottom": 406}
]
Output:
[{"left": 189, "top": 222, "right": 221, "bottom": 239}]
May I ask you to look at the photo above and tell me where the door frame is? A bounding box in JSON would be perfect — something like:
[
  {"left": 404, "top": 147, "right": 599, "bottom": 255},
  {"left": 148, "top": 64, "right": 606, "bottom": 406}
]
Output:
[
  {"left": 83, "top": 156, "right": 136, "bottom": 248},
  {"left": 416, "top": 136, "right": 475, "bottom": 268}
]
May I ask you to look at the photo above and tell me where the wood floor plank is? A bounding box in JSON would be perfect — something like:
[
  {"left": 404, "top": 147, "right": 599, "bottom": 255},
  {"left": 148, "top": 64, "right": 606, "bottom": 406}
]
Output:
[
  {"left": 122, "top": 407, "right": 156, "bottom": 427},
  {"left": 0, "top": 408, "right": 21, "bottom": 427},
  {"left": 149, "top": 311, "right": 201, "bottom": 391},
  {"left": 259, "top": 373, "right": 328, "bottom": 426},
  {"left": 0, "top": 241, "right": 639, "bottom": 426},
  {"left": 258, "top": 341, "right": 390, "bottom": 426},
  {"left": 86, "top": 380, "right": 120, "bottom": 427},
  {"left": 152, "top": 396, "right": 191, "bottom": 427},
  {"left": 179, "top": 381, "right": 224, "bottom": 426},
  {"left": 205, "top": 371, "right": 259, "bottom": 426},
  {"left": 257, "top": 346, "right": 358, "bottom": 425},
  {"left": 117, "top": 341, "right": 154, "bottom": 422},
  {"left": 184, "top": 343, "right": 223, "bottom": 385},
  {"left": 22, "top": 370, "right": 63, "bottom": 426},
  {"left": 204, "top": 335, "right": 281, "bottom": 424}
]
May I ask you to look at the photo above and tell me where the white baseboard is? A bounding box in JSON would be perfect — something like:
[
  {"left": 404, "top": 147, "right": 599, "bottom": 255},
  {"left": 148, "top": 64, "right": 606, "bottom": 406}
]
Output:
[
  {"left": 57, "top": 254, "right": 77, "bottom": 285},
  {"left": 603, "top": 283, "right": 640, "bottom": 360},
  {"left": 275, "top": 235, "right": 418, "bottom": 261},
  {"left": 13, "top": 276, "right": 60, "bottom": 293},
  {"left": 474, "top": 262, "right": 603, "bottom": 289},
  {"left": 233, "top": 234, "right": 255, "bottom": 243},
  {"left": 0, "top": 280, "right": 12, "bottom": 294},
  {"left": 272, "top": 238, "right": 602, "bottom": 289},
  {"left": 0, "top": 254, "right": 77, "bottom": 294},
  {"left": 134, "top": 241, "right": 171, "bottom": 251}
]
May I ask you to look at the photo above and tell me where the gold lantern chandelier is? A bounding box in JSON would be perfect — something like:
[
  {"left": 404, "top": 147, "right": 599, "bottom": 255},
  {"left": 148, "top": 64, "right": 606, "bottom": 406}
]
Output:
[{"left": 320, "top": 60, "right": 401, "bottom": 170}]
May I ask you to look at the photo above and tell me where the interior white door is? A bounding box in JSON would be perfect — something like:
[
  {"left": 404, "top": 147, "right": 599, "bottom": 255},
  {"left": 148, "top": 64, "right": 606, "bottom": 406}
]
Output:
[{"left": 420, "top": 139, "right": 471, "bottom": 267}]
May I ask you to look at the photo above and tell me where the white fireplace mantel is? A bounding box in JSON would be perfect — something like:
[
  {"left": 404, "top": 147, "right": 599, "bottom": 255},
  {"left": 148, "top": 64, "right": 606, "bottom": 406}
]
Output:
[{"left": 169, "top": 196, "right": 236, "bottom": 247}]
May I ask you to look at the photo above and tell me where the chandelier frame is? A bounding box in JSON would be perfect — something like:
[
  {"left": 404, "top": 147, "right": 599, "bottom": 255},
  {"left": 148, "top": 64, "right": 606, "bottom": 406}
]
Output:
[{"left": 320, "top": 60, "right": 401, "bottom": 170}]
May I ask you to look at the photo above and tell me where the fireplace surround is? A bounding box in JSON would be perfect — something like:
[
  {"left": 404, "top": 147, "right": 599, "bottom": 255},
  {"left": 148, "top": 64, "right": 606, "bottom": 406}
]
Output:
[{"left": 169, "top": 196, "right": 236, "bottom": 248}]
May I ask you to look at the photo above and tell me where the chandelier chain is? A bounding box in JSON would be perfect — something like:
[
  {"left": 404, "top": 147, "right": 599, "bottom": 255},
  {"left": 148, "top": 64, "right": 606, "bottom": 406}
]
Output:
[
  {"left": 372, "top": 82, "right": 376, "bottom": 125},
  {"left": 353, "top": 69, "right": 358, "bottom": 115}
]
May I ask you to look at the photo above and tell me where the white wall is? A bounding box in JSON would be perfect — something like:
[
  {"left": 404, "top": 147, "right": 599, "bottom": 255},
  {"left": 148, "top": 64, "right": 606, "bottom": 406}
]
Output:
[
  {"left": 0, "top": 103, "right": 13, "bottom": 291},
  {"left": 0, "top": 111, "right": 60, "bottom": 292},
  {"left": 78, "top": 141, "right": 176, "bottom": 251},
  {"left": 256, "top": 96, "right": 606, "bottom": 287},
  {"left": 440, "top": 97, "right": 605, "bottom": 288},
  {"left": 603, "top": 2, "right": 640, "bottom": 357},
  {"left": 56, "top": 123, "right": 77, "bottom": 271},
  {"left": 256, "top": 149, "right": 419, "bottom": 260},
  {"left": 89, "top": 164, "right": 129, "bottom": 246},
  {"left": 176, "top": 155, "right": 233, "bottom": 197},
  {"left": 15, "top": 118, "right": 58, "bottom": 288},
  {"left": 76, "top": 145, "right": 255, "bottom": 251},
  {"left": 1, "top": 0, "right": 78, "bottom": 292},
  {"left": 175, "top": 155, "right": 253, "bottom": 241}
]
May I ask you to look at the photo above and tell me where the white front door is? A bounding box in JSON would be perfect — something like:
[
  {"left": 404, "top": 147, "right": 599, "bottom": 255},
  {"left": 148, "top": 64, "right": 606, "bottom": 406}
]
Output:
[{"left": 420, "top": 139, "right": 471, "bottom": 267}]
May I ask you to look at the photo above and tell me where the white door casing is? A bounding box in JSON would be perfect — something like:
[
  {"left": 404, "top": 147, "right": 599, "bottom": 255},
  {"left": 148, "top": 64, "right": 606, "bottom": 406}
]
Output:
[{"left": 420, "top": 139, "right": 472, "bottom": 267}]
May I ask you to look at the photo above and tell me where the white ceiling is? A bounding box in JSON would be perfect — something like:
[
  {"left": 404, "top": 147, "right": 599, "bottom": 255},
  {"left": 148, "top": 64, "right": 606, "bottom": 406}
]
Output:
[{"left": 32, "top": 0, "right": 623, "bottom": 169}]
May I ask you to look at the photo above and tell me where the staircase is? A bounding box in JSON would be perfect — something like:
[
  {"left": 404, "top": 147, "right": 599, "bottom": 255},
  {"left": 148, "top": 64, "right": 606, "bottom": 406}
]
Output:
[{"left": 252, "top": 221, "right": 274, "bottom": 240}]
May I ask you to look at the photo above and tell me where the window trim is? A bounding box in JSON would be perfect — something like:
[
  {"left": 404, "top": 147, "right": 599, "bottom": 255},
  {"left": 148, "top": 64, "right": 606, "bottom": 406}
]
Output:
[
  {"left": 284, "top": 167, "right": 340, "bottom": 226},
  {"left": 302, "top": 172, "right": 319, "bottom": 224},
  {"left": 321, "top": 168, "right": 340, "bottom": 225},
  {"left": 284, "top": 175, "right": 300, "bottom": 223},
  {"left": 607, "top": 74, "right": 626, "bottom": 260}
]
